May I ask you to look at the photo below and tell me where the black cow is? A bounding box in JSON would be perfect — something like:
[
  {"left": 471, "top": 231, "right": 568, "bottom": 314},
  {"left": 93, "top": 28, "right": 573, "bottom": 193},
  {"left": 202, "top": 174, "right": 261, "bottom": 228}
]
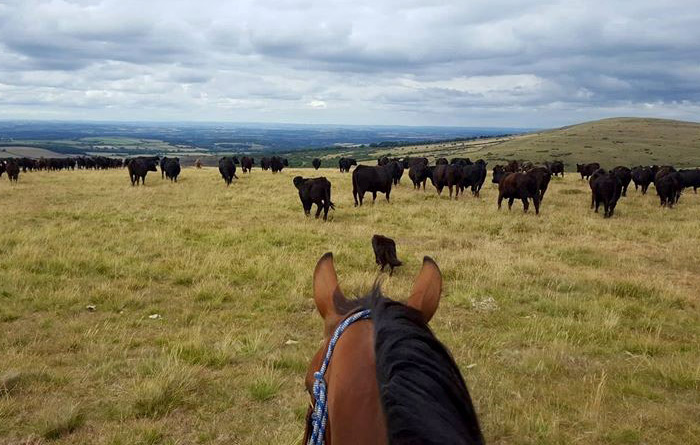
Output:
[
  {"left": 126, "top": 157, "right": 158, "bottom": 186},
  {"left": 409, "top": 162, "right": 432, "bottom": 190},
  {"left": 352, "top": 165, "right": 393, "bottom": 206},
  {"left": 544, "top": 161, "right": 565, "bottom": 177},
  {"left": 461, "top": 160, "right": 488, "bottom": 197},
  {"left": 372, "top": 234, "right": 402, "bottom": 276},
  {"left": 218, "top": 157, "right": 238, "bottom": 186},
  {"left": 126, "top": 157, "right": 159, "bottom": 186},
  {"left": 241, "top": 156, "right": 254, "bottom": 173},
  {"left": 164, "top": 158, "right": 181, "bottom": 182},
  {"left": 403, "top": 157, "right": 428, "bottom": 169},
  {"left": 435, "top": 157, "right": 449, "bottom": 166},
  {"left": 505, "top": 160, "right": 520, "bottom": 173},
  {"left": 260, "top": 157, "right": 271, "bottom": 171},
  {"left": 654, "top": 166, "right": 676, "bottom": 185},
  {"left": 339, "top": 158, "right": 357, "bottom": 172},
  {"left": 432, "top": 164, "right": 464, "bottom": 198},
  {"left": 312, "top": 158, "right": 321, "bottom": 170},
  {"left": 678, "top": 169, "right": 700, "bottom": 193},
  {"left": 577, "top": 163, "right": 601, "bottom": 180},
  {"left": 589, "top": 169, "right": 622, "bottom": 217},
  {"left": 527, "top": 166, "right": 552, "bottom": 201},
  {"left": 631, "top": 166, "right": 654, "bottom": 194},
  {"left": 387, "top": 160, "right": 404, "bottom": 185},
  {"left": 293, "top": 176, "right": 335, "bottom": 221},
  {"left": 612, "top": 166, "right": 632, "bottom": 196},
  {"left": 656, "top": 171, "right": 682, "bottom": 208},
  {"left": 450, "top": 157, "right": 472, "bottom": 166},
  {"left": 5, "top": 161, "right": 19, "bottom": 182},
  {"left": 160, "top": 157, "right": 169, "bottom": 179},
  {"left": 378, "top": 156, "right": 390, "bottom": 166},
  {"left": 492, "top": 165, "right": 508, "bottom": 184},
  {"left": 270, "top": 156, "right": 288, "bottom": 173},
  {"left": 497, "top": 172, "right": 541, "bottom": 214}
]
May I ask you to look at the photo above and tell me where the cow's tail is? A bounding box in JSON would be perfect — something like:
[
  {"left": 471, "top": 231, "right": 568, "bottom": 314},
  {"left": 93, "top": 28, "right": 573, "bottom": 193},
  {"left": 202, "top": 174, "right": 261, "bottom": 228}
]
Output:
[
  {"left": 352, "top": 172, "right": 359, "bottom": 205},
  {"left": 326, "top": 184, "right": 335, "bottom": 210}
]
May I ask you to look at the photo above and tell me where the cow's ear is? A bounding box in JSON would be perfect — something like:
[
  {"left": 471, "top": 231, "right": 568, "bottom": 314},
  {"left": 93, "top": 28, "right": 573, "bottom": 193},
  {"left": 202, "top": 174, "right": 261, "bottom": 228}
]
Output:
[
  {"left": 313, "top": 253, "right": 347, "bottom": 330},
  {"left": 406, "top": 256, "right": 442, "bottom": 323}
]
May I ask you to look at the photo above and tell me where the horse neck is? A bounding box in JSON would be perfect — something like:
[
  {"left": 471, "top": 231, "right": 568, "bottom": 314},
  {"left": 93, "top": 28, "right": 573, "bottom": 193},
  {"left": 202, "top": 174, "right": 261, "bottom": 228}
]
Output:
[{"left": 326, "top": 320, "right": 387, "bottom": 445}]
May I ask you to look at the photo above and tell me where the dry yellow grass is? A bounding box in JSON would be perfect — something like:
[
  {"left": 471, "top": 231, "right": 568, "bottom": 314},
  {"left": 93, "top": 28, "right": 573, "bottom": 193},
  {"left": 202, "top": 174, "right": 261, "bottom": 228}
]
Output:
[{"left": 1, "top": 166, "right": 699, "bottom": 444}]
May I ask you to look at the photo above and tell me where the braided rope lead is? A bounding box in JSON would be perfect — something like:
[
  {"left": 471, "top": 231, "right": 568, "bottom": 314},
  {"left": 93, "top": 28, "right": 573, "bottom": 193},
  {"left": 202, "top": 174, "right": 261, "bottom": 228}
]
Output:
[{"left": 308, "top": 309, "right": 371, "bottom": 445}]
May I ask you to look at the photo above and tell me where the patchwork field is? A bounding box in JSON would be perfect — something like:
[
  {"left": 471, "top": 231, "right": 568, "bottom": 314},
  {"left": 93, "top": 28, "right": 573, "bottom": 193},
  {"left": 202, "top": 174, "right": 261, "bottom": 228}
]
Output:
[{"left": 1, "top": 167, "right": 699, "bottom": 444}]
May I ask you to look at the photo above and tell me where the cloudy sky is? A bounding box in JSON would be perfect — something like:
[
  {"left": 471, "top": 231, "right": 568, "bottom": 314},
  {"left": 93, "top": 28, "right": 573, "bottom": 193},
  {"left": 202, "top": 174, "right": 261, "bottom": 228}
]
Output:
[{"left": 1, "top": 0, "right": 699, "bottom": 127}]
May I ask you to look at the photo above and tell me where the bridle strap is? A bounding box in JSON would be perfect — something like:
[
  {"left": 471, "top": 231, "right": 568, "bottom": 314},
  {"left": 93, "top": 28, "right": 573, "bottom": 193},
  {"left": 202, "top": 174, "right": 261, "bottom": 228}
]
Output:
[{"left": 308, "top": 309, "right": 371, "bottom": 445}]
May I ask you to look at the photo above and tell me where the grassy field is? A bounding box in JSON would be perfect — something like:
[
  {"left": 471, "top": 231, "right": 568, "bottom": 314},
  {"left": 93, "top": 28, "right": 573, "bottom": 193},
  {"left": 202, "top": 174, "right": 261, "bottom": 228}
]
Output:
[{"left": 1, "top": 166, "right": 699, "bottom": 444}]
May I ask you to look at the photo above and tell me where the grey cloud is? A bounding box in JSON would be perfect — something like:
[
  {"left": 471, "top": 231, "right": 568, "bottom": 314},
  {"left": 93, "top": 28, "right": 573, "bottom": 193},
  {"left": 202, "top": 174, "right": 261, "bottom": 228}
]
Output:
[{"left": 0, "top": 0, "right": 699, "bottom": 126}]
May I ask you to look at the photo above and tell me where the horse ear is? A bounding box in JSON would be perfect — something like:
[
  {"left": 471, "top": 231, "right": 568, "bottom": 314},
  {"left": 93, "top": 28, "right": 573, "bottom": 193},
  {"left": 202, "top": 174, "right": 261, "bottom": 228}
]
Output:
[
  {"left": 313, "top": 253, "right": 347, "bottom": 324},
  {"left": 407, "top": 256, "right": 442, "bottom": 323}
]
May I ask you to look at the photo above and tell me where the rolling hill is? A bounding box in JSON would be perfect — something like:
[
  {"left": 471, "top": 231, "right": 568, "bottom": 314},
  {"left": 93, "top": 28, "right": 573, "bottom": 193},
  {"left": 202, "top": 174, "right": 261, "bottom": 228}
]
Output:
[{"left": 355, "top": 118, "right": 700, "bottom": 169}]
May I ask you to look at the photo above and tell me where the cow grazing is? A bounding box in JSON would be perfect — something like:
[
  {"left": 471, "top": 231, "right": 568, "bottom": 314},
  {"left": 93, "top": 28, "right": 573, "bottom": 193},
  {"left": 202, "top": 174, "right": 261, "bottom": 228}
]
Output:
[
  {"left": 678, "top": 169, "right": 700, "bottom": 193},
  {"left": 5, "top": 161, "right": 19, "bottom": 182},
  {"left": 589, "top": 169, "right": 622, "bottom": 217},
  {"left": 577, "top": 163, "right": 601, "bottom": 180},
  {"left": 497, "top": 172, "right": 541, "bottom": 214},
  {"left": 544, "top": 161, "right": 565, "bottom": 177},
  {"left": 432, "top": 164, "right": 463, "bottom": 199},
  {"left": 612, "top": 166, "right": 632, "bottom": 196},
  {"left": 631, "top": 166, "right": 654, "bottom": 194},
  {"left": 164, "top": 158, "right": 181, "bottom": 182},
  {"left": 126, "top": 157, "right": 158, "bottom": 186},
  {"left": 339, "top": 157, "right": 357, "bottom": 172},
  {"left": 260, "top": 157, "right": 271, "bottom": 171},
  {"left": 352, "top": 165, "right": 393, "bottom": 206},
  {"left": 461, "top": 160, "right": 488, "bottom": 197},
  {"left": 293, "top": 176, "right": 335, "bottom": 221},
  {"left": 371, "top": 234, "right": 402, "bottom": 276},
  {"left": 526, "top": 166, "right": 552, "bottom": 201},
  {"left": 656, "top": 172, "right": 682, "bottom": 207},
  {"left": 312, "top": 158, "right": 321, "bottom": 170},
  {"left": 241, "top": 156, "right": 254, "bottom": 173},
  {"left": 270, "top": 156, "right": 288, "bottom": 173},
  {"left": 218, "top": 157, "right": 238, "bottom": 186}
]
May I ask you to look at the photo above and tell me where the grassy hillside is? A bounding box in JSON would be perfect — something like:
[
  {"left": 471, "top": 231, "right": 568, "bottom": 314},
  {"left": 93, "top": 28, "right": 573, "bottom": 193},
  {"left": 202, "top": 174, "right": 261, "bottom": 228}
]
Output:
[
  {"left": 1, "top": 167, "right": 699, "bottom": 444},
  {"left": 0, "top": 146, "right": 69, "bottom": 159},
  {"left": 362, "top": 118, "right": 700, "bottom": 169}
]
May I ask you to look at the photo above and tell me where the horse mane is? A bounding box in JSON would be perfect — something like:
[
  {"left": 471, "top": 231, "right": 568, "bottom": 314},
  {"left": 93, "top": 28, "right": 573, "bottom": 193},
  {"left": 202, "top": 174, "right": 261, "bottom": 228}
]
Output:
[{"left": 338, "top": 288, "right": 484, "bottom": 444}]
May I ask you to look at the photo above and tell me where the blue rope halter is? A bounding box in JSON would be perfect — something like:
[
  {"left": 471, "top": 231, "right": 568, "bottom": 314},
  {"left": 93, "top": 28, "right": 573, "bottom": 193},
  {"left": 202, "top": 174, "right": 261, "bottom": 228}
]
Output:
[{"left": 308, "top": 309, "right": 371, "bottom": 445}]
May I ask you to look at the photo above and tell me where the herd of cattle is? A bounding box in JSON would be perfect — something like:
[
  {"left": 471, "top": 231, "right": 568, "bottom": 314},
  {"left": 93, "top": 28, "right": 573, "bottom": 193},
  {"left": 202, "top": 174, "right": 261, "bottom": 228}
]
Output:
[
  {"left": 292, "top": 157, "right": 700, "bottom": 220},
  {"left": 2, "top": 154, "right": 699, "bottom": 220}
]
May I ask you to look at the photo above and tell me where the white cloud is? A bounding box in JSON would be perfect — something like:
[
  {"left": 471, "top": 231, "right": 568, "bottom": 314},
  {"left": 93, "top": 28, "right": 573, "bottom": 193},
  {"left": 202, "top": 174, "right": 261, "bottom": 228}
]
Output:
[{"left": 307, "top": 100, "right": 328, "bottom": 109}]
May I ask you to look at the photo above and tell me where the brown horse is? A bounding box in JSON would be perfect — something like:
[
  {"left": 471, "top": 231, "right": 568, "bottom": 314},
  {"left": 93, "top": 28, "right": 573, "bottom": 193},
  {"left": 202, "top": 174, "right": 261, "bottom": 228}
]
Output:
[{"left": 304, "top": 253, "right": 483, "bottom": 444}]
